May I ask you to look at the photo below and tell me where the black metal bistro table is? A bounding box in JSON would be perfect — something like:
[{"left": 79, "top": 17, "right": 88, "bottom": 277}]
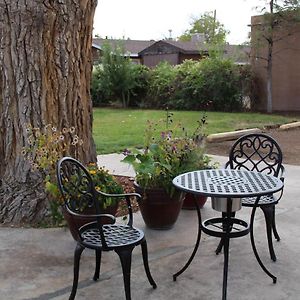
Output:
[{"left": 172, "top": 169, "right": 284, "bottom": 300}]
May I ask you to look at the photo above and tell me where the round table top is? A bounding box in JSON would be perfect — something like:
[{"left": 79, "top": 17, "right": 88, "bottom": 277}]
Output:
[{"left": 172, "top": 169, "right": 283, "bottom": 198}]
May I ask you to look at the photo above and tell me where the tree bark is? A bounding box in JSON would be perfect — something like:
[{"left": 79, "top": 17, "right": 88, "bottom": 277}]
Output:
[
  {"left": 0, "top": 0, "right": 97, "bottom": 225},
  {"left": 266, "top": 0, "right": 274, "bottom": 113}
]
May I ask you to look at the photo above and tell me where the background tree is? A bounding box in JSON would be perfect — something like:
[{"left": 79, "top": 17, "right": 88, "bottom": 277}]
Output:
[
  {"left": 95, "top": 41, "right": 140, "bottom": 108},
  {"left": 251, "top": 0, "right": 300, "bottom": 113},
  {"left": 0, "top": 0, "right": 97, "bottom": 225},
  {"left": 179, "top": 11, "right": 229, "bottom": 45}
]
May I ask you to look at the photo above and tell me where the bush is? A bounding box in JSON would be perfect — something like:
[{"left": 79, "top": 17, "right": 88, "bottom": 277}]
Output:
[
  {"left": 145, "top": 62, "right": 177, "bottom": 108},
  {"left": 91, "top": 51, "right": 150, "bottom": 108},
  {"left": 170, "top": 60, "right": 206, "bottom": 110},
  {"left": 128, "top": 64, "right": 150, "bottom": 107},
  {"left": 91, "top": 54, "right": 254, "bottom": 111},
  {"left": 195, "top": 58, "right": 243, "bottom": 111},
  {"left": 91, "top": 65, "right": 111, "bottom": 107}
]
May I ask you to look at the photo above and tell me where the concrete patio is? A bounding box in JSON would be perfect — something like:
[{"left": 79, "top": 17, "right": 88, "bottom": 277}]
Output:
[{"left": 0, "top": 155, "right": 299, "bottom": 300}]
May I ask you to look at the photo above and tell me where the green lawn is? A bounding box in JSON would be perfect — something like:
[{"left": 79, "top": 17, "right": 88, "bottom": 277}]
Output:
[{"left": 93, "top": 108, "right": 298, "bottom": 154}]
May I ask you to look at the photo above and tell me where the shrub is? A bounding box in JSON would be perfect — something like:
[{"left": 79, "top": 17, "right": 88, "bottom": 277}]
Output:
[
  {"left": 91, "top": 65, "right": 111, "bottom": 107},
  {"left": 91, "top": 52, "right": 254, "bottom": 111},
  {"left": 91, "top": 47, "right": 150, "bottom": 108},
  {"left": 128, "top": 64, "right": 150, "bottom": 107},
  {"left": 146, "top": 62, "right": 177, "bottom": 108},
  {"left": 196, "top": 58, "right": 243, "bottom": 111},
  {"left": 170, "top": 60, "right": 207, "bottom": 110}
]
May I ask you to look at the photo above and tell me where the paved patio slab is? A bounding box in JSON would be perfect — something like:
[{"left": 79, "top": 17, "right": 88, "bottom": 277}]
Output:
[{"left": 0, "top": 157, "right": 299, "bottom": 300}]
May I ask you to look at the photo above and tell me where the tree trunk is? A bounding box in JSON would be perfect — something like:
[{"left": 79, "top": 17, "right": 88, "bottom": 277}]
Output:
[
  {"left": 266, "top": 39, "right": 273, "bottom": 113},
  {"left": 266, "top": 0, "right": 274, "bottom": 113},
  {"left": 0, "top": 0, "right": 97, "bottom": 225}
]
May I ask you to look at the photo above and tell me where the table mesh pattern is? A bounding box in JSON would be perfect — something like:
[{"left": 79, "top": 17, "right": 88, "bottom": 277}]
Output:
[
  {"left": 81, "top": 224, "right": 143, "bottom": 248},
  {"left": 242, "top": 194, "right": 277, "bottom": 206},
  {"left": 175, "top": 169, "right": 281, "bottom": 197}
]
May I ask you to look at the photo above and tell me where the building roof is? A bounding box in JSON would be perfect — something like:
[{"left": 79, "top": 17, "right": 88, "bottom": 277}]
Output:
[
  {"left": 92, "top": 38, "right": 250, "bottom": 63},
  {"left": 92, "top": 38, "right": 209, "bottom": 56},
  {"left": 161, "top": 39, "right": 208, "bottom": 53},
  {"left": 92, "top": 38, "right": 155, "bottom": 57}
]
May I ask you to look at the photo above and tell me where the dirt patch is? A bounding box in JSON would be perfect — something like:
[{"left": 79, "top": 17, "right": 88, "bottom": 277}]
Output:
[
  {"left": 206, "top": 127, "right": 300, "bottom": 166},
  {"left": 114, "top": 175, "right": 139, "bottom": 217}
]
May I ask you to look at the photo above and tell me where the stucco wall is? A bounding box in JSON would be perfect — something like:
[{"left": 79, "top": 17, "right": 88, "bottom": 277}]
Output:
[{"left": 251, "top": 14, "right": 300, "bottom": 112}]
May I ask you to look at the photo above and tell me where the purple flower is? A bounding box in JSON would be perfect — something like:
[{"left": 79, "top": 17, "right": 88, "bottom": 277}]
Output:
[{"left": 122, "top": 148, "right": 131, "bottom": 156}]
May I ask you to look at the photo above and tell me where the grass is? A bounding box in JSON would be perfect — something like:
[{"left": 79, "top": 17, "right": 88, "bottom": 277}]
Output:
[{"left": 93, "top": 108, "right": 299, "bottom": 154}]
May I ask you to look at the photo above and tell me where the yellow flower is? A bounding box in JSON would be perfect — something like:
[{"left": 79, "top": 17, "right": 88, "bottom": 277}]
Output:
[{"left": 89, "top": 170, "right": 96, "bottom": 175}]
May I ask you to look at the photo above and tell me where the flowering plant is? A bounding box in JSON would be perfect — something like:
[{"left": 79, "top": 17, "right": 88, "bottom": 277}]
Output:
[
  {"left": 87, "top": 163, "right": 123, "bottom": 209},
  {"left": 122, "top": 111, "right": 217, "bottom": 196},
  {"left": 22, "top": 124, "right": 123, "bottom": 223}
]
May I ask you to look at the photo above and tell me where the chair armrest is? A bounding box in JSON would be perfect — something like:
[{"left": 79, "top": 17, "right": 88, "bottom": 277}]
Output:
[
  {"left": 64, "top": 205, "right": 116, "bottom": 223},
  {"left": 97, "top": 190, "right": 141, "bottom": 201}
]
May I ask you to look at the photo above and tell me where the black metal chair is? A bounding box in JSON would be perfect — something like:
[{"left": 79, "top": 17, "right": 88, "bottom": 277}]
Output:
[
  {"left": 56, "top": 157, "right": 156, "bottom": 300},
  {"left": 215, "top": 133, "right": 285, "bottom": 261}
]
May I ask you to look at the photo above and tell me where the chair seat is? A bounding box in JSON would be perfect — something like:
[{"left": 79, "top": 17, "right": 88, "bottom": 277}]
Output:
[
  {"left": 242, "top": 194, "right": 278, "bottom": 206},
  {"left": 80, "top": 223, "right": 144, "bottom": 249}
]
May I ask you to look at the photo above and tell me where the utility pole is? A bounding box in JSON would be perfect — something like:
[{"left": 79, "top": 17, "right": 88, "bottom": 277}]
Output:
[{"left": 212, "top": 9, "right": 216, "bottom": 41}]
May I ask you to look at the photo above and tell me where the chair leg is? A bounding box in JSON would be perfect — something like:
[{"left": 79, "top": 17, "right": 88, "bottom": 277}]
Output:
[
  {"left": 141, "top": 240, "right": 157, "bottom": 289},
  {"left": 93, "top": 249, "right": 102, "bottom": 281},
  {"left": 271, "top": 206, "right": 280, "bottom": 241},
  {"left": 260, "top": 205, "right": 277, "bottom": 262},
  {"left": 69, "top": 243, "right": 85, "bottom": 300},
  {"left": 115, "top": 246, "right": 135, "bottom": 300}
]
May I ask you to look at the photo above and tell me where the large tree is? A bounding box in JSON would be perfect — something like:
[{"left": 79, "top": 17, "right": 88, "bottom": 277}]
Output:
[
  {"left": 179, "top": 11, "right": 229, "bottom": 45},
  {"left": 251, "top": 0, "right": 300, "bottom": 113},
  {"left": 0, "top": 0, "right": 97, "bottom": 225}
]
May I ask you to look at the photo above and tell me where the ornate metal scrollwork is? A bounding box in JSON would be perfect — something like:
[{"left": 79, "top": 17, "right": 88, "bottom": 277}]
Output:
[
  {"left": 58, "top": 158, "right": 95, "bottom": 213},
  {"left": 229, "top": 133, "right": 283, "bottom": 176}
]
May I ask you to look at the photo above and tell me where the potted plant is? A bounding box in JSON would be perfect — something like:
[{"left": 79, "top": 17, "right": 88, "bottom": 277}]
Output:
[
  {"left": 22, "top": 124, "right": 124, "bottom": 229},
  {"left": 122, "top": 110, "right": 216, "bottom": 229}
]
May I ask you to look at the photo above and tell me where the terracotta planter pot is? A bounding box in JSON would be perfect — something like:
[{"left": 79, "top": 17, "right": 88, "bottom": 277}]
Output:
[
  {"left": 63, "top": 205, "right": 118, "bottom": 241},
  {"left": 134, "top": 182, "right": 184, "bottom": 230},
  {"left": 182, "top": 193, "right": 208, "bottom": 210}
]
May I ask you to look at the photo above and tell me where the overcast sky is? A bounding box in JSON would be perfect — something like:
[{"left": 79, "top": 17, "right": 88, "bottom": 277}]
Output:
[{"left": 93, "top": 0, "right": 265, "bottom": 44}]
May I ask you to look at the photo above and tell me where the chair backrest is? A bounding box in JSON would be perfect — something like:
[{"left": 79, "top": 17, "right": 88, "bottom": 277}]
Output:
[
  {"left": 227, "top": 133, "right": 283, "bottom": 177},
  {"left": 56, "top": 157, "right": 99, "bottom": 214}
]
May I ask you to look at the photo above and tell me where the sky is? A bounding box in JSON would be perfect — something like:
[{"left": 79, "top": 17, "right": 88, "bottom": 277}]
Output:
[{"left": 93, "top": 0, "right": 266, "bottom": 45}]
